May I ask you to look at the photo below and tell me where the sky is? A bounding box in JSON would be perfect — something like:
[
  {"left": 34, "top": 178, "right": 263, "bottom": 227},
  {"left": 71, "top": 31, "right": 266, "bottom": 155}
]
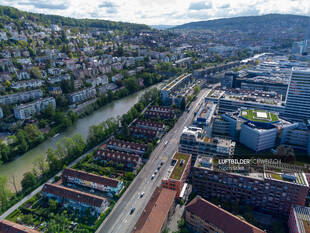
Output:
[{"left": 0, "top": 0, "right": 309, "bottom": 26}]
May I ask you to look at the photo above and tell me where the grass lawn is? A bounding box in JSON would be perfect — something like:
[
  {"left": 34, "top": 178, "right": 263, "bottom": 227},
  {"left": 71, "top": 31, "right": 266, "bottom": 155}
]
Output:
[
  {"left": 241, "top": 109, "right": 279, "bottom": 123},
  {"left": 170, "top": 153, "right": 190, "bottom": 180}
]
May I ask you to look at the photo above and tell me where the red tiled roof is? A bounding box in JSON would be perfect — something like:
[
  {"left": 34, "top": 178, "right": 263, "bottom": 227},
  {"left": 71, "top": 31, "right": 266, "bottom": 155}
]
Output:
[
  {"left": 62, "top": 168, "right": 120, "bottom": 188},
  {"left": 132, "top": 187, "right": 176, "bottom": 233},
  {"left": 95, "top": 149, "right": 141, "bottom": 167},
  {"left": 145, "top": 110, "right": 175, "bottom": 119},
  {"left": 150, "top": 106, "right": 176, "bottom": 113},
  {"left": 130, "top": 126, "right": 158, "bottom": 137},
  {"left": 0, "top": 220, "right": 41, "bottom": 233},
  {"left": 42, "top": 183, "right": 106, "bottom": 208},
  {"left": 135, "top": 120, "right": 164, "bottom": 129},
  {"left": 185, "top": 196, "right": 265, "bottom": 233},
  {"left": 107, "top": 139, "right": 146, "bottom": 152}
]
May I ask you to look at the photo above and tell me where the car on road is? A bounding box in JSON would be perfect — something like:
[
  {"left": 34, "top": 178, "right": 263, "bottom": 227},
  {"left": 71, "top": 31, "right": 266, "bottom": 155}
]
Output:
[
  {"left": 130, "top": 207, "right": 135, "bottom": 214},
  {"left": 140, "top": 192, "right": 145, "bottom": 198},
  {"left": 164, "top": 141, "right": 168, "bottom": 146},
  {"left": 151, "top": 174, "right": 155, "bottom": 179},
  {"left": 160, "top": 161, "right": 164, "bottom": 166}
]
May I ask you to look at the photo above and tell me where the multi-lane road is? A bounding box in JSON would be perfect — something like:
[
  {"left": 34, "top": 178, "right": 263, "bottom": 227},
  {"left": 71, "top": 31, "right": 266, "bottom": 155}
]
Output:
[{"left": 97, "top": 87, "right": 212, "bottom": 233}]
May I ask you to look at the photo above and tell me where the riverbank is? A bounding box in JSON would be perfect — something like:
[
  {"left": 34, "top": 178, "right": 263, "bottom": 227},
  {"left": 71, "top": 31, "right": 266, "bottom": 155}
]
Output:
[{"left": 0, "top": 82, "right": 164, "bottom": 191}]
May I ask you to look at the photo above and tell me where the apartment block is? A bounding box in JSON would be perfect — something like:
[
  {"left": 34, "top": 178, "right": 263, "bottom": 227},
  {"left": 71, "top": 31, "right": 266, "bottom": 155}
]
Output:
[
  {"left": 62, "top": 168, "right": 123, "bottom": 195},
  {"left": 0, "top": 89, "right": 43, "bottom": 105},
  {"left": 68, "top": 87, "right": 96, "bottom": 103},
  {"left": 95, "top": 147, "right": 142, "bottom": 170},
  {"left": 162, "top": 152, "right": 191, "bottom": 198},
  {"left": 130, "top": 126, "right": 159, "bottom": 139},
  {"left": 42, "top": 183, "right": 108, "bottom": 215},
  {"left": 107, "top": 139, "right": 146, "bottom": 155},
  {"left": 0, "top": 219, "right": 40, "bottom": 233},
  {"left": 145, "top": 106, "right": 176, "bottom": 120},
  {"left": 134, "top": 120, "right": 165, "bottom": 131},
  {"left": 192, "top": 156, "right": 309, "bottom": 216},
  {"left": 185, "top": 196, "right": 265, "bottom": 233},
  {"left": 14, "top": 97, "right": 56, "bottom": 120}
]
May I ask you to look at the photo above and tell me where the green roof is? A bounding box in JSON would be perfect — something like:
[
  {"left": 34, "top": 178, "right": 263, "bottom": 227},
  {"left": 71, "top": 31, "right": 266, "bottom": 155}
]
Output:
[
  {"left": 240, "top": 109, "right": 279, "bottom": 123},
  {"left": 170, "top": 152, "right": 190, "bottom": 180}
]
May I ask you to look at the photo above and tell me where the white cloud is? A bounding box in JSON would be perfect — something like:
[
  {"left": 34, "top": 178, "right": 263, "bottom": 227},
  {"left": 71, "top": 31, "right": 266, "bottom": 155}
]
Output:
[{"left": 0, "top": 0, "right": 309, "bottom": 25}]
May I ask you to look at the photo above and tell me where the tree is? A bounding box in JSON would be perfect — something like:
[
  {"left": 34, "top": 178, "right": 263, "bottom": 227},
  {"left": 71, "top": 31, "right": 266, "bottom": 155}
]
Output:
[
  {"left": 31, "top": 67, "right": 42, "bottom": 79},
  {"left": 21, "top": 172, "right": 37, "bottom": 192},
  {"left": 180, "top": 97, "right": 186, "bottom": 111},
  {"left": 46, "top": 148, "right": 61, "bottom": 172},
  {"left": 72, "top": 134, "right": 86, "bottom": 155},
  {"left": 276, "top": 145, "right": 295, "bottom": 163},
  {"left": 34, "top": 157, "right": 48, "bottom": 175},
  {"left": 0, "top": 176, "right": 11, "bottom": 211},
  {"left": 193, "top": 85, "right": 200, "bottom": 96}
]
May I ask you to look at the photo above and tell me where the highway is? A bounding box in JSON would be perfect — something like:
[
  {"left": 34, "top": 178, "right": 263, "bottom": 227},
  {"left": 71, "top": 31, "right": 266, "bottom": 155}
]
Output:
[{"left": 96, "top": 87, "right": 212, "bottom": 233}]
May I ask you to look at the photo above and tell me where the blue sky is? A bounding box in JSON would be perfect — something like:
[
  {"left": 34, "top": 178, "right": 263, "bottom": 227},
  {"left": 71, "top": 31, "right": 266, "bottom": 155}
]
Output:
[{"left": 0, "top": 0, "right": 309, "bottom": 25}]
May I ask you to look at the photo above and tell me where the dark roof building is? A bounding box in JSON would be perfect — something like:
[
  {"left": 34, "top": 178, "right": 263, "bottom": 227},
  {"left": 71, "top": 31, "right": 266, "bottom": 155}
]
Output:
[
  {"left": 42, "top": 183, "right": 107, "bottom": 209},
  {"left": 62, "top": 168, "right": 120, "bottom": 188},
  {"left": 185, "top": 196, "right": 265, "bottom": 233},
  {"left": 95, "top": 148, "right": 142, "bottom": 170},
  {"left": 107, "top": 139, "right": 146, "bottom": 155}
]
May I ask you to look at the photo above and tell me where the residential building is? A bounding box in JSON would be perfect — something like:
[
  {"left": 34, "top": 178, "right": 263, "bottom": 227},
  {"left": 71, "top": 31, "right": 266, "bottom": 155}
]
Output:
[
  {"left": 0, "top": 219, "right": 41, "bottom": 233},
  {"left": 11, "top": 79, "right": 44, "bottom": 90},
  {"left": 47, "top": 74, "right": 71, "bottom": 84},
  {"left": 185, "top": 196, "right": 265, "bottom": 233},
  {"left": 107, "top": 139, "right": 146, "bottom": 155},
  {"left": 68, "top": 87, "right": 96, "bottom": 103},
  {"left": 160, "top": 73, "right": 193, "bottom": 106},
  {"left": 0, "top": 89, "right": 43, "bottom": 105},
  {"left": 130, "top": 126, "right": 159, "bottom": 139},
  {"left": 95, "top": 147, "right": 142, "bottom": 170},
  {"left": 283, "top": 67, "right": 310, "bottom": 121},
  {"left": 162, "top": 152, "right": 191, "bottom": 198},
  {"left": 145, "top": 106, "right": 176, "bottom": 120},
  {"left": 42, "top": 183, "right": 108, "bottom": 215},
  {"left": 86, "top": 75, "right": 108, "bottom": 87},
  {"left": 288, "top": 205, "right": 310, "bottom": 233},
  {"left": 48, "top": 86, "right": 62, "bottom": 95},
  {"left": 192, "top": 156, "right": 309, "bottom": 216},
  {"left": 62, "top": 168, "right": 123, "bottom": 195},
  {"left": 14, "top": 97, "right": 56, "bottom": 120},
  {"left": 134, "top": 120, "right": 165, "bottom": 131},
  {"left": 179, "top": 126, "right": 235, "bottom": 161},
  {"left": 132, "top": 186, "right": 176, "bottom": 233}
]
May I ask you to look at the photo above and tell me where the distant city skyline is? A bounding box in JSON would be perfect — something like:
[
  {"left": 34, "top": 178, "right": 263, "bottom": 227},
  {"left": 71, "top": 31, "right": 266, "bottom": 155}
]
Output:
[{"left": 0, "top": 0, "right": 309, "bottom": 26}]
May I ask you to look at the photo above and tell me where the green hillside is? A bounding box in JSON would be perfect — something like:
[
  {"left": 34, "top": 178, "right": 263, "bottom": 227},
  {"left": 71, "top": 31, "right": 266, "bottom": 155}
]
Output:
[{"left": 0, "top": 5, "right": 149, "bottom": 31}]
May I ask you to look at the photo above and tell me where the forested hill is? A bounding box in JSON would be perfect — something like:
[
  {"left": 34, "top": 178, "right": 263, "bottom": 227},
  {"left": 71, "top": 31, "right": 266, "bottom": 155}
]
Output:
[
  {"left": 0, "top": 5, "right": 150, "bottom": 31},
  {"left": 172, "top": 14, "right": 310, "bottom": 31}
]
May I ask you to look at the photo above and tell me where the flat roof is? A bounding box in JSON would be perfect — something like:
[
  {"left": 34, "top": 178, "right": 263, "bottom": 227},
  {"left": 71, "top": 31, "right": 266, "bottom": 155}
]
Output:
[
  {"left": 170, "top": 152, "right": 190, "bottom": 180},
  {"left": 240, "top": 109, "right": 279, "bottom": 123}
]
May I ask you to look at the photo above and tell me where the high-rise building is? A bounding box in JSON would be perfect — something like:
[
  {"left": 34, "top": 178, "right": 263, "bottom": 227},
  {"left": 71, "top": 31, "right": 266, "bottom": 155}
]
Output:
[{"left": 284, "top": 68, "right": 310, "bottom": 121}]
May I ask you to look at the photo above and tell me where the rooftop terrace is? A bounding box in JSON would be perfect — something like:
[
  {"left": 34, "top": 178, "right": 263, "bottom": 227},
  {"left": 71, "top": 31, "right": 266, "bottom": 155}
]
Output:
[
  {"left": 170, "top": 152, "right": 190, "bottom": 180},
  {"left": 240, "top": 109, "right": 279, "bottom": 123}
]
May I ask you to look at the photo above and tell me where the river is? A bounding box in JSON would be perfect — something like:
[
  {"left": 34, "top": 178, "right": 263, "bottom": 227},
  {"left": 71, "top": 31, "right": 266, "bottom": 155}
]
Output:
[{"left": 0, "top": 83, "right": 162, "bottom": 191}]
